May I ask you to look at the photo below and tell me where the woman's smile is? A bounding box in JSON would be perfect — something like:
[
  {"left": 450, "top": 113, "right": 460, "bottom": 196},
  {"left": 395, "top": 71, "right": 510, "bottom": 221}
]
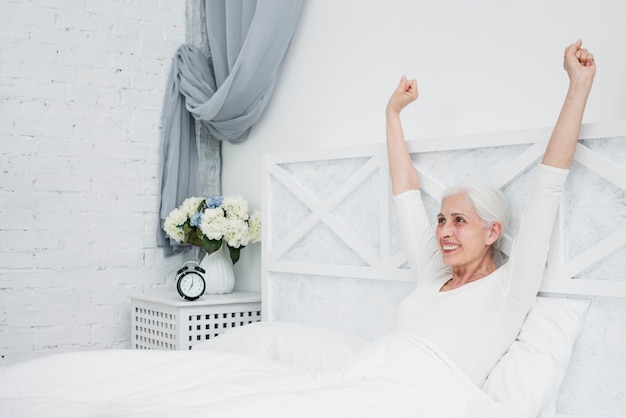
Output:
[{"left": 441, "top": 243, "right": 460, "bottom": 252}]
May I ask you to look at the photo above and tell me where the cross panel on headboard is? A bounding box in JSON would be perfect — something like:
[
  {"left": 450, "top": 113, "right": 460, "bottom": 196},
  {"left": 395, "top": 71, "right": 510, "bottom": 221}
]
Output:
[{"left": 262, "top": 121, "right": 626, "bottom": 320}]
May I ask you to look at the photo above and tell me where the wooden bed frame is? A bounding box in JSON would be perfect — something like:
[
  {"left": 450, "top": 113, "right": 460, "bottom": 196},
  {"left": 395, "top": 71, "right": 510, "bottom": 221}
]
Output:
[{"left": 262, "top": 120, "right": 626, "bottom": 417}]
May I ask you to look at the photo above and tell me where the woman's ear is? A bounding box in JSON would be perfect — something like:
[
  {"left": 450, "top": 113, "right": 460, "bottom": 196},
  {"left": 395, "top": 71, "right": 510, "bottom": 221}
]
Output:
[{"left": 486, "top": 222, "right": 503, "bottom": 246}]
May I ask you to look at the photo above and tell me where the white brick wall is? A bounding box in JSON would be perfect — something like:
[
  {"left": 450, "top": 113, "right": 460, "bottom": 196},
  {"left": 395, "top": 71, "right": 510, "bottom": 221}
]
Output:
[{"left": 0, "top": 0, "right": 187, "bottom": 365}]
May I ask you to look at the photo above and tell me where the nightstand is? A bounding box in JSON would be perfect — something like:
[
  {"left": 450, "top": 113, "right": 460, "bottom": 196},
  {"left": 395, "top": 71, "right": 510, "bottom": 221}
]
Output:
[{"left": 131, "top": 291, "right": 261, "bottom": 350}]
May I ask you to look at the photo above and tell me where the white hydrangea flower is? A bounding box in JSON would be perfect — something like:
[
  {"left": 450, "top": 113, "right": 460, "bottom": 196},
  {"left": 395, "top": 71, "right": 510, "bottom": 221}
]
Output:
[
  {"left": 180, "top": 196, "right": 204, "bottom": 217},
  {"left": 224, "top": 218, "right": 250, "bottom": 248},
  {"left": 199, "top": 209, "right": 227, "bottom": 241},
  {"left": 247, "top": 211, "right": 262, "bottom": 243},
  {"left": 163, "top": 208, "right": 187, "bottom": 243},
  {"left": 221, "top": 195, "right": 249, "bottom": 220},
  {"left": 202, "top": 207, "right": 224, "bottom": 223}
]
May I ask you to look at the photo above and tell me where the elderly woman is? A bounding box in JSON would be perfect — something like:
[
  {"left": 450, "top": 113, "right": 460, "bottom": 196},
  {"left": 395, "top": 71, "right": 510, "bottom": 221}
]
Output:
[{"left": 386, "top": 39, "right": 596, "bottom": 387}]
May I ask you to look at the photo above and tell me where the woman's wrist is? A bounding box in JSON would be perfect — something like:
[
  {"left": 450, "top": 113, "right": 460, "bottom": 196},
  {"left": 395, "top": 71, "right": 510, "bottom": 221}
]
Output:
[
  {"left": 565, "top": 78, "right": 593, "bottom": 102},
  {"left": 568, "top": 71, "right": 594, "bottom": 91},
  {"left": 386, "top": 105, "right": 402, "bottom": 118}
]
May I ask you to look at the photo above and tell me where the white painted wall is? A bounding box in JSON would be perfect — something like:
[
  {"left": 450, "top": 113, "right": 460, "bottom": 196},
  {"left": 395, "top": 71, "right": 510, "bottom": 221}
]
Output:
[
  {"left": 0, "top": 0, "right": 186, "bottom": 364},
  {"left": 224, "top": 0, "right": 626, "bottom": 291}
]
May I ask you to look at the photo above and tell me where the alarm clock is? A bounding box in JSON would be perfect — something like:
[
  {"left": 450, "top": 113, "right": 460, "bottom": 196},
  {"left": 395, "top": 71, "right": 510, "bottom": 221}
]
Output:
[{"left": 175, "top": 261, "right": 206, "bottom": 301}]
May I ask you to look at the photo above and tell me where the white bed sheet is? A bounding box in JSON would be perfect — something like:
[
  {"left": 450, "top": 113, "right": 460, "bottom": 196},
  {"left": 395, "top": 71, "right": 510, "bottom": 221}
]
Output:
[{"left": 0, "top": 334, "right": 525, "bottom": 418}]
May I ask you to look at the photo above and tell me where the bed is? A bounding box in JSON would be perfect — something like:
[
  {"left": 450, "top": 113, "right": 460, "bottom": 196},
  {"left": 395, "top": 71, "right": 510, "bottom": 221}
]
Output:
[{"left": 1, "top": 121, "right": 625, "bottom": 418}]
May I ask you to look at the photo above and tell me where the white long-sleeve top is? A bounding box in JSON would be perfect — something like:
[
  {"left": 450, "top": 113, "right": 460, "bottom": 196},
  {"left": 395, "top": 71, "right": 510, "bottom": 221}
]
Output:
[{"left": 393, "top": 164, "right": 568, "bottom": 387}]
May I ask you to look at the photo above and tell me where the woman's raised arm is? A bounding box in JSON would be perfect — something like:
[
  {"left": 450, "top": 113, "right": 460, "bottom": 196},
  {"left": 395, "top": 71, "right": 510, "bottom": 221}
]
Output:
[
  {"left": 386, "top": 76, "right": 420, "bottom": 195},
  {"left": 542, "top": 39, "right": 596, "bottom": 169}
]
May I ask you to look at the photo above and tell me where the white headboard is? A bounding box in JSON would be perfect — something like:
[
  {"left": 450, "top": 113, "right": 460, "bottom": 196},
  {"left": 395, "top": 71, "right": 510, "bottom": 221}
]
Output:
[{"left": 262, "top": 120, "right": 626, "bottom": 417}]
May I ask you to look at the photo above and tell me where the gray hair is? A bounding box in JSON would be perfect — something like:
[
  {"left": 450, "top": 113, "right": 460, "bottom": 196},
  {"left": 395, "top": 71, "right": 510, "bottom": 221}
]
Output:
[{"left": 441, "top": 180, "right": 509, "bottom": 251}]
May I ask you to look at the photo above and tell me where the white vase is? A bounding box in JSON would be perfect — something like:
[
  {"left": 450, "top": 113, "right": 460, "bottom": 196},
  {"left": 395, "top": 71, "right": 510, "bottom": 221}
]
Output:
[{"left": 199, "top": 244, "right": 235, "bottom": 295}]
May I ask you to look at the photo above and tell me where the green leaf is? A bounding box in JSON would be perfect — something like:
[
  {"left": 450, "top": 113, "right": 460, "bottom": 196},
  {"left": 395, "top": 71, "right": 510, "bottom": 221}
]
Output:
[
  {"left": 228, "top": 245, "right": 242, "bottom": 265},
  {"left": 202, "top": 237, "right": 222, "bottom": 255},
  {"left": 183, "top": 223, "right": 203, "bottom": 247}
]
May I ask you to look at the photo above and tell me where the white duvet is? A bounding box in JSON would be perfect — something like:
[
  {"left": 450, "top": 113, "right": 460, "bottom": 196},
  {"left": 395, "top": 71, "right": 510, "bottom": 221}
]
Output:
[{"left": 0, "top": 334, "right": 525, "bottom": 418}]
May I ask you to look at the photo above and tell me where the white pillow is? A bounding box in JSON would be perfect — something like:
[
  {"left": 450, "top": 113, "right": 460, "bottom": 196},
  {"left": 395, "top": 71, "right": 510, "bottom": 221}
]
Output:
[
  {"left": 192, "top": 321, "right": 370, "bottom": 370},
  {"left": 482, "top": 296, "right": 590, "bottom": 418}
]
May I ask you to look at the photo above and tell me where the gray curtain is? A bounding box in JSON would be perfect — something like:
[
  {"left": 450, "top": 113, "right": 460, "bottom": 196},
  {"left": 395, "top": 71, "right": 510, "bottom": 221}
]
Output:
[{"left": 157, "top": 0, "right": 304, "bottom": 254}]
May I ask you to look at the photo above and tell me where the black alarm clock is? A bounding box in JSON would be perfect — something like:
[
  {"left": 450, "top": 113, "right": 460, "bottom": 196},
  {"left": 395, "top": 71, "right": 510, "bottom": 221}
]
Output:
[{"left": 175, "top": 261, "right": 206, "bottom": 301}]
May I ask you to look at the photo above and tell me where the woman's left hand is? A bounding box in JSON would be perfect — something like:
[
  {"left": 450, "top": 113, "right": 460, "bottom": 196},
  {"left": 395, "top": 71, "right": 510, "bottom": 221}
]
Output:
[{"left": 563, "top": 39, "right": 596, "bottom": 85}]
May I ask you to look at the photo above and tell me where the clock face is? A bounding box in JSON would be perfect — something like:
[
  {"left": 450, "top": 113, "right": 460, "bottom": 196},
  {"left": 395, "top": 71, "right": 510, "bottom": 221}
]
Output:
[{"left": 178, "top": 272, "right": 205, "bottom": 300}]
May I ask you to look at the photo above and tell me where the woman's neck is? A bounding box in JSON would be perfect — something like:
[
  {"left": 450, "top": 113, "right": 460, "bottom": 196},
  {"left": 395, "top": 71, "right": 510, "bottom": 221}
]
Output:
[{"left": 442, "top": 256, "right": 497, "bottom": 291}]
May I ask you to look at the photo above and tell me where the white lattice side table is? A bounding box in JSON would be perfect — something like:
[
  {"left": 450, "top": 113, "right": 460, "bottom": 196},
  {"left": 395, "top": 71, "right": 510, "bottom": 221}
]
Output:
[{"left": 131, "top": 291, "right": 261, "bottom": 350}]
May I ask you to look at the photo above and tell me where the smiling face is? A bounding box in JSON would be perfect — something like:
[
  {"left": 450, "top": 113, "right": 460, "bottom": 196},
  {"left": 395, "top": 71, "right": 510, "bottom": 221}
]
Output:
[{"left": 436, "top": 192, "right": 499, "bottom": 270}]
